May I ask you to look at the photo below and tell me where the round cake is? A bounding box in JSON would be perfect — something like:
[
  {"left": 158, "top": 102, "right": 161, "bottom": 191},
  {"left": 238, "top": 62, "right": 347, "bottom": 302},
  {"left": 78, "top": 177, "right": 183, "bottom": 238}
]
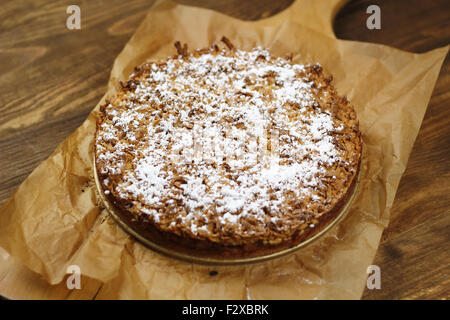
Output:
[{"left": 94, "top": 37, "right": 362, "bottom": 258}]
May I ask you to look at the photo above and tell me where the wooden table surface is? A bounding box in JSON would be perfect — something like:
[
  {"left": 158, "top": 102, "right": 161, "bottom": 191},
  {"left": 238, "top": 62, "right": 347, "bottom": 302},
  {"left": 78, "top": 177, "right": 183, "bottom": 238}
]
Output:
[{"left": 0, "top": 0, "right": 448, "bottom": 300}]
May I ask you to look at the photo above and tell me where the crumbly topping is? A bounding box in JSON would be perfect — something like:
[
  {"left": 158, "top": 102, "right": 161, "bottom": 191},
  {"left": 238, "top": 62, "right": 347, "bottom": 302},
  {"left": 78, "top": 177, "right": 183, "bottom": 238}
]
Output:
[{"left": 95, "top": 40, "right": 361, "bottom": 245}]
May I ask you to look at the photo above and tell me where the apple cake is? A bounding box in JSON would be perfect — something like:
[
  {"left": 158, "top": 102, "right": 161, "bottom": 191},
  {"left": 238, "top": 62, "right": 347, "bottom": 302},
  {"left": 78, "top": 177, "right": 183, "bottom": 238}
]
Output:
[{"left": 94, "top": 37, "right": 362, "bottom": 258}]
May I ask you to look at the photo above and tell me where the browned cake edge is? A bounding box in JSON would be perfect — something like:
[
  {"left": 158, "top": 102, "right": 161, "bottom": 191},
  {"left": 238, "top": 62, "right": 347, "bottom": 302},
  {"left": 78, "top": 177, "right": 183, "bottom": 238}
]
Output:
[
  {"left": 93, "top": 143, "right": 361, "bottom": 261},
  {"left": 93, "top": 40, "right": 363, "bottom": 261}
]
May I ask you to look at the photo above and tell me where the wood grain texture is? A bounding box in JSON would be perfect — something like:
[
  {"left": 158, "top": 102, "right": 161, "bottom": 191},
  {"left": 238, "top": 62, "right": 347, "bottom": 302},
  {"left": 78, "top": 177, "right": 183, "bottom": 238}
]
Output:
[{"left": 0, "top": 0, "right": 448, "bottom": 299}]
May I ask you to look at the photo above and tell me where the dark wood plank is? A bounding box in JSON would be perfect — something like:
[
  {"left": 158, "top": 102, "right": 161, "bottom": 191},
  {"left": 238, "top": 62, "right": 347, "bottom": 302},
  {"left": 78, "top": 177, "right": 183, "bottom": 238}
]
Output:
[
  {"left": 362, "top": 212, "right": 450, "bottom": 300},
  {"left": 0, "top": 0, "right": 158, "bottom": 203}
]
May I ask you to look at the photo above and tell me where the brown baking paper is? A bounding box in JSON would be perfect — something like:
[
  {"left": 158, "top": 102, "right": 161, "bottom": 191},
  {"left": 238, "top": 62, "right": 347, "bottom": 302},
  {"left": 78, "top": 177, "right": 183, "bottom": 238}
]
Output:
[{"left": 0, "top": 0, "right": 447, "bottom": 299}]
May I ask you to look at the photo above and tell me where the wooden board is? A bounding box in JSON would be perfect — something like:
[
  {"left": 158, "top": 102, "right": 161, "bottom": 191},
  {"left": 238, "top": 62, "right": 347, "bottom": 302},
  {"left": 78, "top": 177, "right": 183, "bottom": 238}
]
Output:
[{"left": 0, "top": 0, "right": 448, "bottom": 300}]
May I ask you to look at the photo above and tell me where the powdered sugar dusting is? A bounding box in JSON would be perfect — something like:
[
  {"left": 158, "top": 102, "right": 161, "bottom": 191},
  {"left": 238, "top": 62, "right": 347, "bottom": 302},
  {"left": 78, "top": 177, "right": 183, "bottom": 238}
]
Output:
[{"left": 95, "top": 46, "right": 355, "bottom": 241}]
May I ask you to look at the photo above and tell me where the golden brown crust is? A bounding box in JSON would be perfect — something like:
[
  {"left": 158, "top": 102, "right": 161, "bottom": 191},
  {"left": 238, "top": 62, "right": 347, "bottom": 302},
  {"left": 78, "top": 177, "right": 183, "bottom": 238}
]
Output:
[
  {"left": 94, "top": 39, "right": 362, "bottom": 256},
  {"left": 95, "top": 159, "right": 360, "bottom": 259}
]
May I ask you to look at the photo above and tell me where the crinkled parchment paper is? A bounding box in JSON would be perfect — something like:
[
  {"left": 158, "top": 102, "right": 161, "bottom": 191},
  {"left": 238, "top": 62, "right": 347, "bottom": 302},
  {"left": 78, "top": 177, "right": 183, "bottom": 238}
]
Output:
[{"left": 0, "top": 0, "right": 447, "bottom": 299}]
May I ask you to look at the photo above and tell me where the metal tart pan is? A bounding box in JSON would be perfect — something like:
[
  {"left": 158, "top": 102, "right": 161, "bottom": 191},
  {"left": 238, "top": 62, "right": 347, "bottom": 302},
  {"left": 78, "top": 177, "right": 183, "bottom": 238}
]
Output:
[{"left": 94, "top": 158, "right": 360, "bottom": 266}]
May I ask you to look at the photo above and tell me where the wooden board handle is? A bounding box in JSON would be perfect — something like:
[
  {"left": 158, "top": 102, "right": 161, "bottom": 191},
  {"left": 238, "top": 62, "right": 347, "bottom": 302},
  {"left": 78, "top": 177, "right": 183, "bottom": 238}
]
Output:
[{"left": 261, "top": 0, "right": 349, "bottom": 38}]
